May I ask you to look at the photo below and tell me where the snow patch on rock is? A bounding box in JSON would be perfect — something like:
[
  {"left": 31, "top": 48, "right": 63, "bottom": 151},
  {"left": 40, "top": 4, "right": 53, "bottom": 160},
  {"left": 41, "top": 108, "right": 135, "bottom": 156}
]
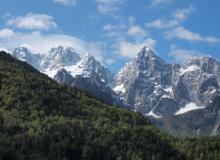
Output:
[
  {"left": 145, "top": 108, "right": 162, "bottom": 118},
  {"left": 180, "top": 65, "right": 199, "bottom": 75},
  {"left": 113, "top": 83, "right": 126, "bottom": 94},
  {"left": 175, "top": 103, "right": 205, "bottom": 115}
]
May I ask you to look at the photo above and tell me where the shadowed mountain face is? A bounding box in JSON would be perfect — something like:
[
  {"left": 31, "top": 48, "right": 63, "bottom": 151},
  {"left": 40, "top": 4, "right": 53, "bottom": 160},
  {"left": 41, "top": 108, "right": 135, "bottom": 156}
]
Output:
[{"left": 11, "top": 46, "right": 220, "bottom": 136}]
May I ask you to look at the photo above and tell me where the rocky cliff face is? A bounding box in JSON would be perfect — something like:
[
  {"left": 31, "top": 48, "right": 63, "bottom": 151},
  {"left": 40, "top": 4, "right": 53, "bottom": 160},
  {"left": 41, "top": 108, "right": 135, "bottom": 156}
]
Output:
[
  {"left": 114, "top": 47, "right": 173, "bottom": 116},
  {"left": 13, "top": 47, "right": 42, "bottom": 69},
  {"left": 12, "top": 46, "right": 122, "bottom": 106},
  {"left": 114, "top": 47, "right": 220, "bottom": 120}
]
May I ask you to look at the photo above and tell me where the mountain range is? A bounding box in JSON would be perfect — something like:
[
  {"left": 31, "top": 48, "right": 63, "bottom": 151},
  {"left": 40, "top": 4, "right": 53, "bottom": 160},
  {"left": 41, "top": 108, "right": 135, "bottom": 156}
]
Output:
[
  {"left": 0, "top": 50, "right": 220, "bottom": 159},
  {"left": 10, "top": 45, "right": 220, "bottom": 136}
]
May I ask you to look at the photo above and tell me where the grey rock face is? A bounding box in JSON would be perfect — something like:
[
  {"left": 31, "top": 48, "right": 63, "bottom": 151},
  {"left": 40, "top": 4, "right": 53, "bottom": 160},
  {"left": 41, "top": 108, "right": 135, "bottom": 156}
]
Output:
[
  {"left": 13, "top": 47, "right": 42, "bottom": 69},
  {"left": 114, "top": 47, "right": 220, "bottom": 118},
  {"left": 41, "top": 46, "right": 81, "bottom": 70},
  {"left": 114, "top": 47, "right": 176, "bottom": 116},
  {"left": 54, "top": 68, "right": 73, "bottom": 83},
  {"left": 212, "top": 111, "right": 220, "bottom": 135},
  {"left": 172, "top": 56, "right": 220, "bottom": 107},
  {"left": 53, "top": 65, "right": 123, "bottom": 106}
]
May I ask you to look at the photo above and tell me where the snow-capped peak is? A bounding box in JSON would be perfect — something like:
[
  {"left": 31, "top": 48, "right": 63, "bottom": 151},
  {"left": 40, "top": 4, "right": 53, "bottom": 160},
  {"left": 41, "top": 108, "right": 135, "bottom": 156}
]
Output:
[
  {"left": 77, "top": 53, "right": 114, "bottom": 84},
  {"left": 80, "top": 53, "right": 96, "bottom": 66},
  {"left": 41, "top": 46, "right": 81, "bottom": 70},
  {"left": 12, "top": 47, "right": 41, "bottom": 69},
  {"left": 13, "top": 47, "right": 32, "bottom": 59},
  {"left": 49, "top": 46, "right": 77, "bottom": 55},
  {"left": 137, "top": 46, "right": 156, "bottom": 58},
  {"left": 184, "top": 55, "right": 218, "bottom": 68}
]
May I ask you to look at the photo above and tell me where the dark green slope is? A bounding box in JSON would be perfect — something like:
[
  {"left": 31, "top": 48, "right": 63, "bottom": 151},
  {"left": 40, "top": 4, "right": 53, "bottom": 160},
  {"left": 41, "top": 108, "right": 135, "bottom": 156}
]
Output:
[{"left": 0, "top": 51, "right": 186, "bottom": 160}]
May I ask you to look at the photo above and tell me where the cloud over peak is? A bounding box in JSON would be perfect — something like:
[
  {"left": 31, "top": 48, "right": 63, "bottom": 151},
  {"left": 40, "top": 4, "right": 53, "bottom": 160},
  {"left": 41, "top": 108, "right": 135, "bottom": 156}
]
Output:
[{"left": 115, "top": 38, "right": 157, "bottom": 58}]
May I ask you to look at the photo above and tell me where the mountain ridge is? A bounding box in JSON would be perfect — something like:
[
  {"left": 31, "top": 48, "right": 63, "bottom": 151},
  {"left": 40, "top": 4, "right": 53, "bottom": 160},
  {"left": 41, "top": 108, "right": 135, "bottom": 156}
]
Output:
[{"left": 7, "top": 45, "right": 220, "bottom": 136}]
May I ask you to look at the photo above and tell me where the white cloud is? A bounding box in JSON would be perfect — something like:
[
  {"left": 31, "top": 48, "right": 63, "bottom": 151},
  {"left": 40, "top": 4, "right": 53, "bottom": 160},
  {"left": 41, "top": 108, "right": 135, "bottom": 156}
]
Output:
[
  {"left": 172, "top": 5, "right": 195, "bottom": 21},
  {"left": 6, "top": 13, "right": 57, "bottom": 30},
  {"left": 146, "top": 5, "right": 194, "bottom": 30},
  {"left": 54, "top": 0, "right": 77, "bottom": 6},
  {"left": 169, "top": 45, "right": 201, "bottom": 62},
  {"left": 102, "top": 17, "right": 154, "bottom": 58},
  {"left": 151, "top": 0, "right": 172, "bottom": 5},
  {"left": 0, "top": 28, "right": 14, "bottom": 38},
  {"left": 95, "top": 0, "right": 123, "bottom": 14},
  {"left": 114, "top": 38, "right": 157, "bottom": 58},
  {"left": 0, "top": 30, "right": 104, "bottom": 62},
  {"left": 145, "top": 19, "right": 178, "bottom": 29},
  {"left": 146, "top": 5, "right": 218, "bottom": 43},
  {"left": 103, "top": 23, "right": 126, "bottom": 31},
  {"left": 164, "top": 26, "right": 219, "bottom": 43},
  {"left": 127, "top": 25, "right": 148, "bottom": 40},
  {"left": 103, "top": 17, "right": 149, "bottom": 41}
]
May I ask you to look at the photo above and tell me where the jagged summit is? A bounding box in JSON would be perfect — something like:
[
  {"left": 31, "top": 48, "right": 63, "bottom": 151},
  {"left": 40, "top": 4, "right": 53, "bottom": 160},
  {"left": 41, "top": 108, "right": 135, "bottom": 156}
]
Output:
[
  {"left": 13, "top": 47, "right": 41, "bottom": 69},
  {"left": 49, "top": 46, "right": 76, "bottom": 53},
  {"left": 136, "top": 46, "right": 168, "bottom": 73},
  {"left": 11, "top": 45, "right": 111, "bottom": 79},
  {"left": 185, "top": 55, "right": 217, "bottom": 65},
  {"left": 179, "top": 55, "right": 220, "bottom": 76},
  {"left": 42, "top": 46, "right": 81, "bottom": 70},
  {"left": 13, "top": 47, "right": 33, "bottom": 59},
  {"left": 80, "top": 53, "right": 97, "bottom": 66},
  {"left": 136, "top": 46, "right": 158, "bottom": 60}
]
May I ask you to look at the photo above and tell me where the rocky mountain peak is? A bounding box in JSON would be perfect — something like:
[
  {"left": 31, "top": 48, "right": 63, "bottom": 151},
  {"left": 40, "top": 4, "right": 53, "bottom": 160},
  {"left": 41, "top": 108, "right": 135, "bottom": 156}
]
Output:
[
  {"left": 13, "top": 47, "right": 41, "bottom": 69},
  {"left": 180, "top": 55, "right": 220, "bottom": 75},
  {"left": 77, "top": 53, "right": 114, "bottom": 84},
  {"left": 49, "top": 46, "right": 76, "bottom": 54},
  {"left": 137, "top": 46, "right": 156, "bottom": 58},
  {"left": 80, "top": 53, "right": 97, "bottom": 66},
  {"left": 13, "top": 47, "right": 32, "bottom": 59},
  {"left": 185, "top": 55, "right": 216, "bottom": 66},
  {"left": 135, "top": 46, "right": 169, "bottom": 74},
  {"left": 41, "top": 46, "right": 81, "bottom": 70}
]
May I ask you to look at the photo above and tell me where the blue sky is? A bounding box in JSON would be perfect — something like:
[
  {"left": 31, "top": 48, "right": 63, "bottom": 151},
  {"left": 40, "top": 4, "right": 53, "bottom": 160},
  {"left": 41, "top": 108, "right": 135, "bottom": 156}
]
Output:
[{"left": 0, "top": 0, "right": 220, "bottom": 72}]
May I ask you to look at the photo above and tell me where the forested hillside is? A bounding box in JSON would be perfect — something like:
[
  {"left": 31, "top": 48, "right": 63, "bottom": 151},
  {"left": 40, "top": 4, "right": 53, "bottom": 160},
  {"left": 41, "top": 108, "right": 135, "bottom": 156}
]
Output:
[{"left": 0, "top": 51, "right": 219, "bottom": 160}]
